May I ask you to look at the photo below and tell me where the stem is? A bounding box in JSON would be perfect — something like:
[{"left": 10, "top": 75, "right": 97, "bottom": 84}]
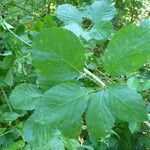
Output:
[
  {"left": 0, "top": 18, "right": 31, "bottom": 47},
  {"left": 1, "top": 86, "right": 13, "bottom": 112},
  {"left": 84, "top": 68, "right": 106, "bottom": 87},
  {"left": 0, "top": 129, "right": 14, "bottom": 137},
  {"left": 6, "top": 27, "right": 31, "bottom": 47}
]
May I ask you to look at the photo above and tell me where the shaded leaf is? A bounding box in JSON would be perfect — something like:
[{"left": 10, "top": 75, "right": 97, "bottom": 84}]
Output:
[
  {"left": 129, "top": 122, "right": 140, "bottom": 133},
  {"left": 0, "top": 112, "right": 19, "bottom": 122},
  {"left": 32, "top": 83, "right": 89, "bottom": 137},
  {"left": 23, "top": 120, "right": 64, "bottom": 150},
  {"left": 9, "top": 83, "right": 42, "bottom": 110},
  {"left": 89, "top": 21, "right": 114, "bottom": 41},
  {"left": 86, "top": 91, "right": 115, "bottom": 139},
  {"left": 106, "top": 84, "right": 147, "bottom": 122}
]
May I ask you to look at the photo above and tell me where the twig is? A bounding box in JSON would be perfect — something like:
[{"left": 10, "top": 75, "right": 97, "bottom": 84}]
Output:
[
  {"left": 0, "top": 129, "right": 14, "bottom": 137},
  {"left": 95, "top": 68, "right": 114, "bottom": 83},
  {"left": 84, "top": 68, "right": 106, "bottom": 87},
  {"left": 0, "top": 18, "right": 31, "bottom": 47},
  {"left": 0, "top": 86, "right": 13, "bottom": 112}
]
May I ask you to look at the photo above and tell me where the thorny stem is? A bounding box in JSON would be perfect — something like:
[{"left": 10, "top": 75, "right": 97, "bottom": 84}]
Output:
[{"left": 84, "top": 67, "right": 106, "bottom": 87}]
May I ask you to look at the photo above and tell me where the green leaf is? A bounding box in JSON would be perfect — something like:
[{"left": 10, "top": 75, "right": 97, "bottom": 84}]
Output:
[
  {"left": 89, "top": 21, "right": 114, "bottom": 41},
  {"left": 9, "top": 83, "right": 42, "bottom": 110},
  {"left": 140, "top": 18, "right": 150, "bottom": 29},
  {"left": 63, "top": 137, "right": 80, "bottom": 150},
  {"left": 0, "top": 129, "right": 20, "bottom": 149},
  {"left": 0, "top": 56, "right": 14, "bottom": 70},
  {"left": 64, "top": 23, "right": 91, "bottom": 41},
  {"left": 127, "top": 77, "right": 150, "bottom": 92},
  {"left": 5, "top": 67, "right": 13, "bottom": 86},
  {"left": 86, "top": 91, "right": 115, "bottom": 139},
  {"left": 32, "top": 28, "right": 85, "bottom": 86},
  {"left": 127, "top": 77, "right": 140, "bottom": 91},
  {"left": 56, "top": 4, "right": 82, "bottom": 24},
  {"left": 129, "top": 122, "right": 140, "bottom": 133},
  {"left": 3, "top": 141, "right": 25, "bottom": 150},
  {"left": 0, "top": 112, "right": 19, "bottom": 122},
  {"left": 0, "top": 128, "right": 6, "bottom": 135},
  {"left": 139, "top": 135, "right": 150, "bottom": 149},
  {"left": 103, "top": 25, "right": 150, "bottom": 75},
  {"left": 63, "top": 137, "right": 94, "bottom": 150},
  {"left": 0, "top": 76, "right": 6, "bottom": 86},
  {"left": 140, "top": 80, "right": 150, "bottom": 91},
  {"left": 23, "top": 120, "right": 64, "bottom": 150},
  {"left": 86, "top": 0, "right": 116, "bottom": 22},
  {"left": 32, "top": 83, "right": 89, "bottom": 137},
  {"left": 106, "top": 84, "right": 147, "bottom": 122},
  {"left": 60, "top": 117, "right": 82, "bottom": 138}
]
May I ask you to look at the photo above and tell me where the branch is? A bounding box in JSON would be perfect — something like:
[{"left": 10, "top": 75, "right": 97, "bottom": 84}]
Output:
[{"left": 84, "top": 68, "right": 106, "bottom": 87}]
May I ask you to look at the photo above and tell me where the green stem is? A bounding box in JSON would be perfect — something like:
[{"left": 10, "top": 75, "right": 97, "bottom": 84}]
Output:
[
  {"left": 0, "top": 17, "right": 31, "bottom": 47},
  {"left": 84, "top": 68, "right": 106, "bottom": 87},
  {"left": 1, "top": 86, "right": 13, "bottom": 112}
]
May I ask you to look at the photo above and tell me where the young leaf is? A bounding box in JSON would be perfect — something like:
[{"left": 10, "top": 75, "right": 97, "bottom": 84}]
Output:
[
  {"left": 106, "top": 84, "right": 147, "bottom": 122},
  {"left": 64, "top": 23, "right": 91, "bottom": 41},
  {"left": 86, "top": 0, "right": 116, "bottom": 22},
  {"left": 32, "top": 83, "right": 89, "bottom": 137},
  {"left": 103, "top": 25, "right": 150, "bottom": 75},
  {"left": 23, "top": 120, "right": 64, "bottom": 150},
  {"left": 129, "top": 122, "right": 140, "bottom": 133},
  {"left": 9, "top": 83, "right": 42, "bottom": 110},
  {"left": 32, "top": 28, "right": 85, "bottom": 86},
  {"left": 89, "top": 21, "right": 114, "bottom": 41},
  {"left": 86, "top": 91, "right": 115, "bottom": 139},
  {"left": 56, "top": 4, "right": 82, "bottom": 24}
]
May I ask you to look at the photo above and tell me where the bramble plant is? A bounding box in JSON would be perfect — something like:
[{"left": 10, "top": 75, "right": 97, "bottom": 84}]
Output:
[{"left": 0, "top": 0, "right": 150, "bottom": 149}]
